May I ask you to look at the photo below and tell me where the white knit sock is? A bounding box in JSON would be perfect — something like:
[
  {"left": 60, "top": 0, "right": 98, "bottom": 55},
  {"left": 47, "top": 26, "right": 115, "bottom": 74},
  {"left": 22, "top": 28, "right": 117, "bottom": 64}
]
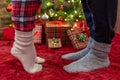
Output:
[
  {"left": 33, "top": 45, "right": 45, "bottom": 63},
  {"left": 11, "top": 30, "right": 45, "bottom": 74},
  {"left": 35, "top": 57, "right": 45, "bottom": 63}
]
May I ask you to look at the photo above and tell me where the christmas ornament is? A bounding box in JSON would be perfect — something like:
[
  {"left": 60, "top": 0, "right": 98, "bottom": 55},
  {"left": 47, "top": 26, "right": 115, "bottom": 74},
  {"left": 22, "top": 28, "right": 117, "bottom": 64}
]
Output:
[
  {"left": 6, "top": 5, "right": 12, "bottom": 12},
  {"left": 41, "top": 13, "right": 49, "bottom": 21}
]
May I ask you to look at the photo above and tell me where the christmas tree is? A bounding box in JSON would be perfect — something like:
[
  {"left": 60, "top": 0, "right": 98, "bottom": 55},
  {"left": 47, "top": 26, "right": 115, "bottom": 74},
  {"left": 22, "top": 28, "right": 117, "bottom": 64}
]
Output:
[
  {"left": 6, "top": 0, "right": 85, "bottom": 25},
  {"left": 38, "top": 0, "right": 85, "bottom": 25}
]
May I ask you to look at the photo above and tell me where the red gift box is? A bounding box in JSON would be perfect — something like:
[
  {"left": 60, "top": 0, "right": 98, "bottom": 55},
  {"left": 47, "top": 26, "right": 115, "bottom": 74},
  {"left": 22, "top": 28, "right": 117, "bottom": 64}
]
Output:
[
  {"left": 2, "top": 27, "right": 14, "bottom": 40},
  {"left": 73, "top": 20, "right": 90, "bottom": 37},
  {"left": 33, "top": 24, "right": 42, "bottom": 44},
  {"left": 45, "top": 21, "right": 72, "bottom": 44}
]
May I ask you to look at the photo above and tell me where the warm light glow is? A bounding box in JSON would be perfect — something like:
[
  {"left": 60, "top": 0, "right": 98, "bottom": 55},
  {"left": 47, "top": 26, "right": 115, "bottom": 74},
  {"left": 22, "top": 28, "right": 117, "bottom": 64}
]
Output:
[
  {"left": 65, "top": 19, "right": 67, "bottom": 21},
  {"left": 79, "top": 15, "right": 81, "bottom": 18},
  {"left": 74, "top": 11, "right": 77, "bottom": 14},
  {"left": 71, "top": 0, "right": 74, "bottom": 3},
  {"left": 64, "top": 12, "right": 67, "bottom": 14},
  {"left": 68, "top": 0, "right": 70, "bottom": 3},
  {"left": 55, "top": 14, "right": 58, "bottom": 16},
  {"left": 38, "top": 15, "right": 41, "bottom": 18},
  {"left": 76, "top": 19, "right": 78, "bottom": 21}
]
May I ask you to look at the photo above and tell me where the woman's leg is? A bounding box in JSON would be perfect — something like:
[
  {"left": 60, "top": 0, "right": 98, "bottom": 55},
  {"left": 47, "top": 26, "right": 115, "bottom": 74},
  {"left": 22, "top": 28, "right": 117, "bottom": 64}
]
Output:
[{"left": 11, "top": 0, "right": 45, "bottom": 74}]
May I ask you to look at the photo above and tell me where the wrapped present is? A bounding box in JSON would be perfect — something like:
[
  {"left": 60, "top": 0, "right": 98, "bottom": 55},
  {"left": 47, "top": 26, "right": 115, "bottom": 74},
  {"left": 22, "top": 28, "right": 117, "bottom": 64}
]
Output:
[
  {"left": 67, "top": 28, "right": 88, "bottom": 49},
  {"left": 73, "top": 20, "right": 90, "bottom": 37},
  {"left": 2, "top": 27, "right": 14, "bottom": 40},
  {"left": 74, "top": 20, "right": 89, "bottom": 30},
  {"left": 33, "top": 24, "right": 42, "bottom": 44},
  {"left": 45, "top": 21, "right": 72, "bottom": 44},
  {"left": 47, "top": 38, "right": 62, "bottom": 48}
]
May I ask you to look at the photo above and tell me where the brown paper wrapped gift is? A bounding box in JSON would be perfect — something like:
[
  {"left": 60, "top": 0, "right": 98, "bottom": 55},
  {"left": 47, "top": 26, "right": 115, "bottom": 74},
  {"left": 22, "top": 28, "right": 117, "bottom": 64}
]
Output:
[{"left": 67, "top": 28, "right": 88, "bottom": 49}]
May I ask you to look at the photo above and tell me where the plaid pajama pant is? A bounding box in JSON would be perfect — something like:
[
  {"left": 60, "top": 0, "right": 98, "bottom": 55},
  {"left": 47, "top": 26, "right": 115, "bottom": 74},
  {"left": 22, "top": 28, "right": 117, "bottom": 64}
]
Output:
[{"left": 12, "top": 0, "right": 42, "bottom": 32}]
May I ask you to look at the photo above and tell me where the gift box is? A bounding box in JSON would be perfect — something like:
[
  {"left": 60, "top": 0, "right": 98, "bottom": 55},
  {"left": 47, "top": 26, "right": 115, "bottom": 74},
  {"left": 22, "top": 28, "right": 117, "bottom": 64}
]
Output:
[
  {"left": 67, "top": 28, "right": 88, "bottom": 49},
  {"left": 73, "top": 20, "right": 90, "bottom": 37},
  {"left": 47, "top": 38, "right": 62, "bottom": 48},
  {"left": 2, "top": 27, "right": 14, "bottom": 40},
  {"left": 45, "top": 21, "right": 72, "bottom": 44},
  {"left": 33, "top": 24, "right": 42, "bottom": 44}
]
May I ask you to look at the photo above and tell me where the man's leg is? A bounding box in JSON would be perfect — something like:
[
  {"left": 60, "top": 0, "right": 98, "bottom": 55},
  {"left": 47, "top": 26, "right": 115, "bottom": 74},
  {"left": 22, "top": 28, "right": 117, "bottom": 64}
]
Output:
[
  {"left": 11, "top": 0, "right": 45, "bottom": 74},
  {"left": 63, "top": 0, "right": 117, "bottom": 72},
  {"left": 62, "top": 0, "right": 94, "bottom": 60}
]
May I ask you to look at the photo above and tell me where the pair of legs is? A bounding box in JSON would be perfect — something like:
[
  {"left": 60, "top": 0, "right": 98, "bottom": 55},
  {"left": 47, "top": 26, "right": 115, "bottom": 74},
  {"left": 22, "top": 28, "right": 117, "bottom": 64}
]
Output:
[
  {"left": 11, "top": 0, "right": 117, "bottom": 73},
  {"left": 11, "top": 0, "right": 45, "bottom": 74},
  {"left": 62, "top": 0, "right": 117, "bottom": 72}
]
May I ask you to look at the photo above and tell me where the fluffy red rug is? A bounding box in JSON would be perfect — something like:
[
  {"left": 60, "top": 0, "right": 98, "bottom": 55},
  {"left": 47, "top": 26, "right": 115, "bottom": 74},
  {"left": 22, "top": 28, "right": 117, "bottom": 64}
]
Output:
[{"left": 0, "top": 33, "right": 120, "bottom": 80}]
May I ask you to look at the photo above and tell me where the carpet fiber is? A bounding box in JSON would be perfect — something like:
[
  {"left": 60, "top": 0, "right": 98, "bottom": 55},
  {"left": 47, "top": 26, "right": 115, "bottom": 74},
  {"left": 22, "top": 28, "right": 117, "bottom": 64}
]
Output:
[{"left": 0, "top": 33, "right": 120, "bottom": 80}]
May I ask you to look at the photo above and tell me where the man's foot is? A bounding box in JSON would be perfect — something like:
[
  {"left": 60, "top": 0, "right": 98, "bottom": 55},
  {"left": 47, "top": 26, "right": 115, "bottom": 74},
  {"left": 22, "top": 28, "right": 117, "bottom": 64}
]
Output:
[
  {"left": 62, "top": 37, "right": 93, "bottom": 60},
  {"left": 63, "top": 40, "right": 110, "bottom": 73}
]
